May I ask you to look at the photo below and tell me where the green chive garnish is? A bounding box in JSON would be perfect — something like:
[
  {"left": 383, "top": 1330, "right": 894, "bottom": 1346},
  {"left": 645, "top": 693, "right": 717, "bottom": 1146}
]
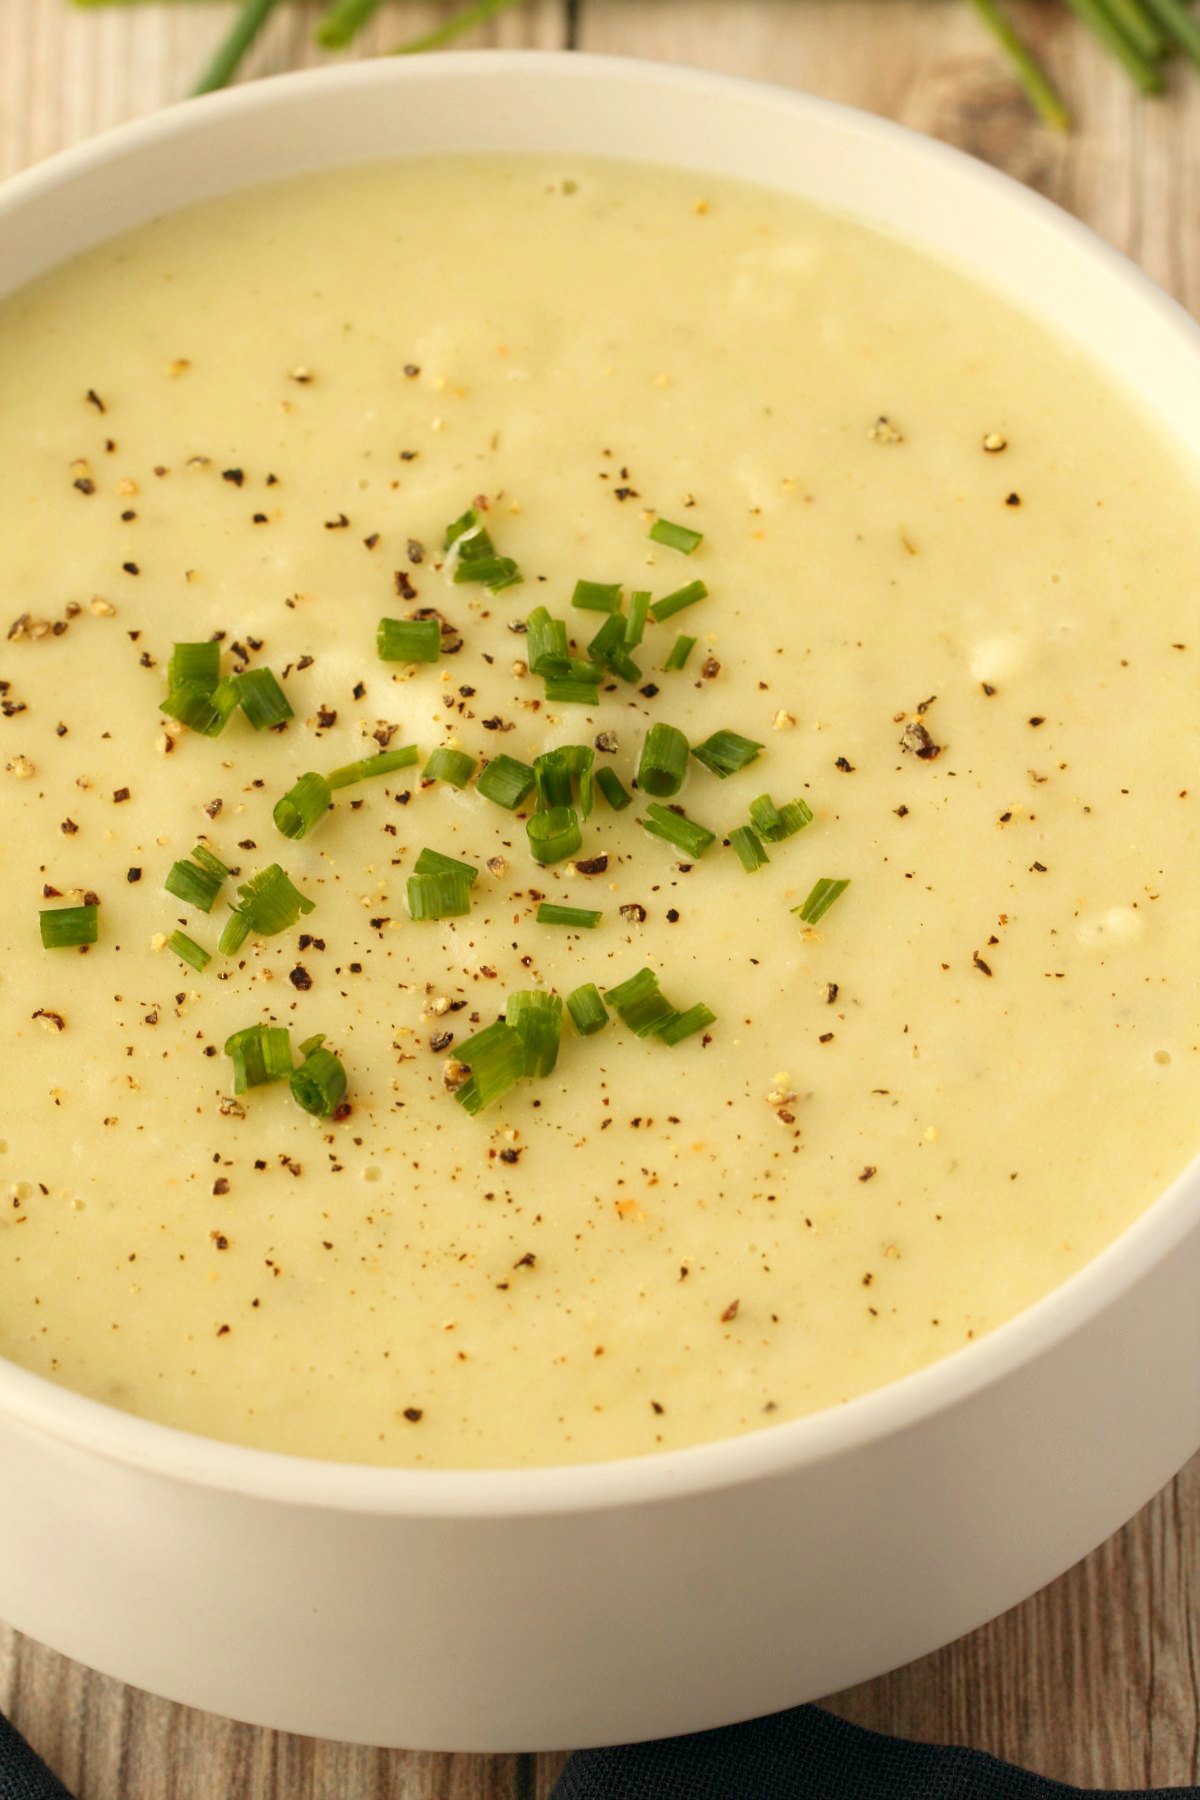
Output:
[
  {"left": 39, "top": 904, "right": 97, "bottom": 950},
  {"left": 445, "top": 508, "right": 479, "bottom": 549},
  {"left": 477, "top": 753, "right": 536, "bottom": 811},
  {"left": 588, "top": 612, "right": 641, "bottom": 684},
  {"left": 422, "top": 747, "right": 477, "bottom": 789},
  {"left": 191, "top": 844, "right": 231, "bottom": 881},
  {"left": 168, "top": 929, "right": 211, "bottom": 972},
  {"left": 662, "top": 634, "right": 697, "bottom": 673},
  {"left": 232, "top": 864, "right": 315, "bottom": 938},
  {"left": 566, "top": 982, "right": 609, "bottom": 1036},
  {"left": 527, "top": 805, "right": 582, "bottom": 865},
  {"left": 225, "top": 1023, "right": 293, "bottom": 1093},
  {"left": 625, "top": 590, "right": 651, "bottom": 648},
  {"left": 414, "top": 847, "right": 479, "bottom": 886},
  {"left": 327, "top": 746, "right": 419, "bottom": 789},
  {"left": 162, "top": 682, "right": 224, "bottom": 734},
  {"left": 407, "top": 869, "right": 473, "bottom": 921},
  {"left": 596, "top": 766, "right": 632, "bottom": 812},
  {"left": 572, "top": 579, "right": 623, "bottom": 613},
  {"left": 452, "top": 1018, "right": 526, "bottom": 1115},
  {"left": 729, "top": 826, "right": 769, "bottom": 872},
  {"left": 640, "top": 803, "right": 715, "bottom": 859},
  {"left": 649, "top": 518, "right": 703, "bottom": 555},
  {"left": 273, "top": 771, "right": 333, "bottom": 841},
  {"left": 237, "top": 668, "right": 293, "bottom": 730},
  {"left": 165, "top": 857, "right": 225, "bottom": 913},
  {"left": 536, "top": 902, "right": 602, "bottom": 929},
  {"left": 795, "top": 878, "right": 851, "bottom": 926},
  {"left": 638, "top": 723, "right": 690, "bottom": 798},
  {"left": 219, "top": 911, "right": 251, "bottom": 957},
  {"left": 649, "top": 580, "right": 707, "bottom": 624},
  {"left": 377, "top": 617, "right": 441, "bottom": 663},
  {"left": 605, "top": 967, "right": 679, "bottom": 1038},
  {"left": 506, "top": 990, "right": 564, "bottom": 1077},
  {"left": 526, "top": 606, "right": 569, "bottom": 675},
  {"left": 290, "top": 1044, "right": 348, "bottom": 1118},
  {"left": 658, "top": 1003, "right": 716, "bottom": 1045},
  {"left": 202, "top": 676, "right": 244, "bottom": 739},
  {"left": 447, "top": 508, "right": 522, "bottom": 591},
  {"left": 691, "top": 729, "right": 764, "bottom": 779},
  {"left": 533, "top": 745, "right": 594, "bottom": 817},
  {"left": 168, "top": 642, "right": 220, "bottom": 691},
  {"left": 543, "top": 675, "right": 600, "bottom": 706},
  {"left": 749, "top": 794, "right": 814, "bottom": 842}
]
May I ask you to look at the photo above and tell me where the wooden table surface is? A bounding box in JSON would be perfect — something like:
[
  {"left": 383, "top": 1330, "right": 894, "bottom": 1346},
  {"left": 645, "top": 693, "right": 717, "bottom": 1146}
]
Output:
[{"left": 1, "top": 2, "right": 1198, "bottom": 1794}]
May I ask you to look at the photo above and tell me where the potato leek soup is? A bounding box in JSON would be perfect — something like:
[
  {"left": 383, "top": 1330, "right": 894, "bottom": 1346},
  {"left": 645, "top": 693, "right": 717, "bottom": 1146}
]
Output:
[{"left": 0, "top": 157, "right": 1196, "bottom": 1470}]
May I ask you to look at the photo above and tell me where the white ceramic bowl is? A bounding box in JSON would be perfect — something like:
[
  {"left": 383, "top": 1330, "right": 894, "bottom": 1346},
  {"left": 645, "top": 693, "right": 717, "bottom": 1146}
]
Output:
[{"left": 2, "top": 53, "right": 1199, "bottom": 1753}]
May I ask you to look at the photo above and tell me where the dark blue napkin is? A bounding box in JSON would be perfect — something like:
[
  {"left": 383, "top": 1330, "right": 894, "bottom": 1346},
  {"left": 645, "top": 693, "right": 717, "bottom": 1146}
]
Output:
[
  {"left": 0, "top": 1714, "right": 71, "bottom": 1800},
  {"left": 551, "top": 1704, "right": 1200, "bottom": 1798}
]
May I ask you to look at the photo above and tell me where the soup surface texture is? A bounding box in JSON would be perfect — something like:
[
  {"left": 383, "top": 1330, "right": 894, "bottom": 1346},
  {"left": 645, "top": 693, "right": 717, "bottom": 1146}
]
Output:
[{"left": 0, "top": 157, "right": 1197, "bottom": 1469}]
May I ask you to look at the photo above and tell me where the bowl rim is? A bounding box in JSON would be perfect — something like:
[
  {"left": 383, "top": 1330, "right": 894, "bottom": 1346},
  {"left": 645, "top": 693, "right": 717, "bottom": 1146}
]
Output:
[{"left": 2, "top": 47, "right": 1199, "bottom": 1519}]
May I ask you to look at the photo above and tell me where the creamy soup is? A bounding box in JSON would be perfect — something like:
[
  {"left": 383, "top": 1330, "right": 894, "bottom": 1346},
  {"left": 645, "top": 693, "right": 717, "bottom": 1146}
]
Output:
[{"left": 0, "top": 156, "right": 1197, "bottom": 1469}]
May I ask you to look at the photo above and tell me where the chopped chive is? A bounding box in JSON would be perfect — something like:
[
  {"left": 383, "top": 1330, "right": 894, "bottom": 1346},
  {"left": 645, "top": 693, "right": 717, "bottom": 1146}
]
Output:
[
  {"left": 447, "top": 510, "right": 522, "bottom": 591},
  {"left": 534, "top": 748, "right": 574, "bottom": 811},
  {"left": 407, "top": 869, "right": 473, "bottom": 921},
  {"left": 527, "top": 805, "right": 582, "bottom": 865},
  {"left": 477, "top": 753, "right": 536, "bottom": 810},
  {"left": 202, "top": 675, "right": 243, "bottom": 739},
  {"left": 658, "top": 1002, "right": 716, "bottom": 1046},
  {"left": 566, "top": 982, "right": 609, "bottom": 1036},
  {"left": 190, "top": 844, "right": 231, "bottom": 881},
  {"left": 588, "top": 611, "right": 641, "bottom": 683},
  {"left": 536, "top": 902, "right": 602, "bottom": 929},
  {"left": 625, "top": 591, "right": 651, "bottom": 648},
  {"left": 162, "top": 681, "right": 223, "bottom": 734},
  {"left": 218, "top": 910, "right": 251, "bottom": 957},
  {"left": 328, "top": 745, "right": 419, "bottom": 789},
  {"left": 39, "top": 904, "right": 97, "bottom": 949},
  {"left": 565, "top": 743, "right": 595, "bottom": 819},
  {"left": 543, "top": 675, "right": 600, "bottom": 706},
  {"left": 729, "top": 826, "right": 769, "bottom": 872},
  {"left": 414, "top": 847, "right": 479, "bottom": 886},
  {"left": 662, "top": 634, "right": 697, "bottom": 673},
  {"left": 748, "top": 793, "right": 814, "bottom": 842},
  {"left": 234, "top": 864, "right": 315, "bottom": 936},
  {"left": 452, "top": 1018, "right": 526, "bottom": 1115},
  {"left": 422, "top": 747, "right": 477, "bottom": 789},
  {"left": 795, "top": 878, "right": 851, "bottom": 926},
  {"left": 377, "top": 616, "right": 441, "bottom": 663},
  {"left": 168, "top": 642, "right": 220, "bottom": 691},
  {"left": 649, "top": 579, "right": 707, "bottom": 624},
  {"left": 691, "top": 729, "right": 765, "bottom": 779},
  {"left": 649, "top": 518, "right": 703, "bottom": 555},
  {"left": 298, "top": 1032, "right": 326, "bottom": 1057},
  {"left": 225, "top": 1023, "right": 293, "bottom": 1094},
  {"left": 572, "top": 579, "right": 623, "bottom": 613},
  {"left": 606, "top": 967, "right": 678, "bottom": 1037},
  {"left": 526, "top": 606, "right": 569, "bottom": 675},
  {"left": 506, "top": 990, "right": 564, "bottom": 1077},
  {"left": 273, "top": 771, "right": 332, "bottom": 841},
  {"left": 445, "top": 508, "right": 480, "bottom": 549},
  {"left": 165, "top": 858, "right": 224, "bottom": 913},
  {"left": 638, "top": 722, "right": 690, "bottom": 798},
  {"left": 167, "top": 929, "right": 211, "bottom": 973},
  {"left": 641, "top": 803, "right": 715, "bottom": 859},
  {"left": 595, "top": 766, "right": 632, "bottom": 812},
  {"left": 236, "top": 668, "right": 293, "bottom": 730},
  {"left": 290, "top": 1044, "right": 348, "bottom": 1118}
]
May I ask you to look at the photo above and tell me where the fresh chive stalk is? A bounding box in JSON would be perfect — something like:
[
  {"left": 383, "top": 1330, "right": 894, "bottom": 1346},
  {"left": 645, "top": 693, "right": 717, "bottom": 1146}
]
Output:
[
  {"left": 273, "top": 771, "right": 333, "bottom": 840},
  {"left": 1063, "top": 0, "right": 1163, "bottom": 87},
  {"left": 451, "top": 1018, "right": 526, "bottom": 1115},
  {"left": 527, "top": 805, "right": 582, "bottom": 865},
  {"left": 237, "top": 668, "right": 293, "bottom": 730},
  {"left": 794, "top": 878, "right": 851, "bottom": 926},
  {"left": 414, "top": 847, "right": 479, "bottom": 886},
  {"left": 39, "top": 904, "right": 98, "bottom": 950},
  {"left": 168, "top": 930, "right": 211, "bottom": 973},
  {"left": 290, "top": 1044, "right": 348, "bottom": 1117},
  {"left": 566, "top": 982, "right": 609, "bottom": 1036},
  {"left": 536, "top": 902, "right": 602, "bottom": 929},
  {"left": 191, "top": 0, "right": 281, "bottom": 94},
  {"left": 327, "top": 745, "right": 419, "bottom": 789},
  {"left": 422, "top": 747, "right": 477, "bottom": 789},
  {"left": 506, "top": 990, "right": 564, "bottom": 1077},
  {"left": 692, "top": 729, "right": 764, "bottom": 779},
  {"left": 648, "top": 518, "right": 703, "bottom": 555},
  {"left": 640, "top": 803, "right": 716, "bottom": 858},
  {"left": 638, "top": 723, "right": 690, "bottom": 798},
  {"left": 315, "top": 0, "right": 383, "bottom": 48},
  {"left": 377, "top": 617, "right": 441, "bottom": 663},
  {"left": 407, "top": 869, "right": 473, "bottom": 921},
  {"left": 649, "top": 580, "right": 707, "bottom": 624},
  {"left": 748, "top": 793, "right": 814, "bottom": 842},
  {"left": 477, "top": 753, "right": 536, "bottom": 810},
  {"left": 1139, "top": 0, "right": 1200, "bottom": 67},
  {"left": 728, "top": 826, "right": 769, "bottom": 872},
  {"left": 965, "top": 0, "right": 1071, "bottom": 129},
  {"left": 662, "top": 634, "right": 697, "bottom": 673},
  {"left": 596, "top": 766, "right": 632, "bottom": 812},
  {"left": 572, "top": 580, "right": 623, "bottom": 613}
]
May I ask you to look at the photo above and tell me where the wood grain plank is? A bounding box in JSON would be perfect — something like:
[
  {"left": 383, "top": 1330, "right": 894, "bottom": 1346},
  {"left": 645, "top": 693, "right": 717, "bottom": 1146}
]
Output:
[{"left": 2, "top": 3, "right": 1199, "bottom": 1794}]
